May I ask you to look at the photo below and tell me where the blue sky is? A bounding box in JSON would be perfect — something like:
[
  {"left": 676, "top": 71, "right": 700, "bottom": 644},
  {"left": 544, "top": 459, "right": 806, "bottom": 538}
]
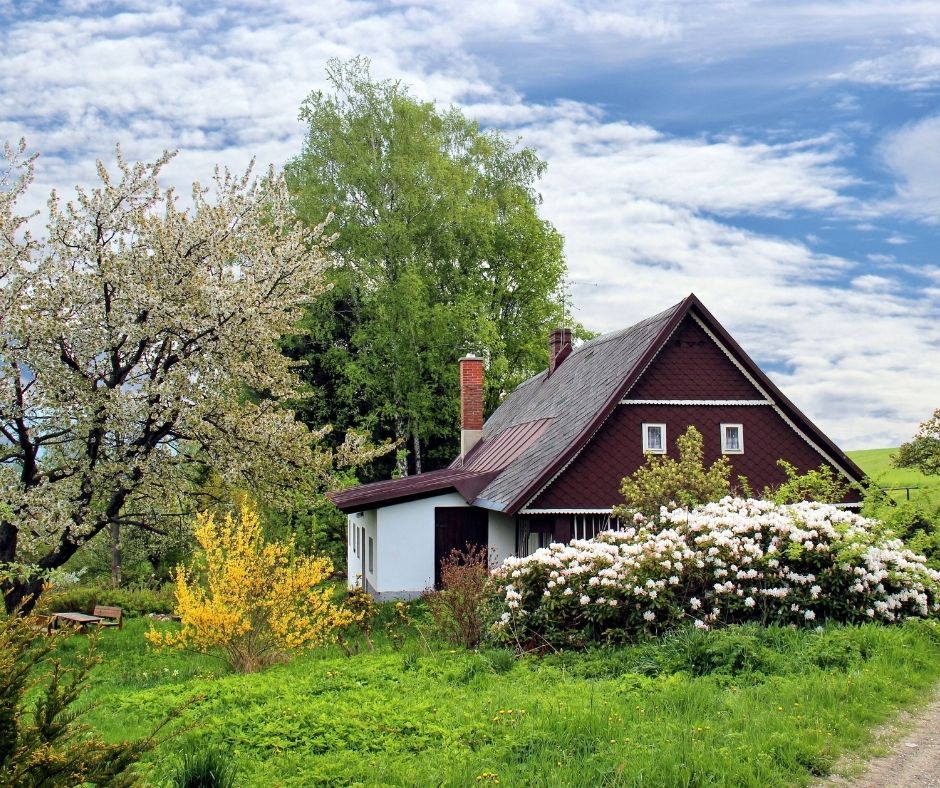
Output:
[{"left": 2, "top": 1, "right": 939, "bottom": 448}]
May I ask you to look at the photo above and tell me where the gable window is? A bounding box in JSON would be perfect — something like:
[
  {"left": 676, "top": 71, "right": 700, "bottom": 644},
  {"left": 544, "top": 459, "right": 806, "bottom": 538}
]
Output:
[
  {"left": 642, "top": 423, "right": 666, "bottom": 453},
  {"left": 721, "top": 423, "right": 744, "bottom": 454}
]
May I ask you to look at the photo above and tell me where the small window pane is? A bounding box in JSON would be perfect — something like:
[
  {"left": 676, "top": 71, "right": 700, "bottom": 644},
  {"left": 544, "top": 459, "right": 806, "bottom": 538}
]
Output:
[
  {"left": 721, "top": 423, "right": 743, "bottom": 453},
  {"left": 648, "top": 426, "right": 662, "bottom": 450},
  {"left": 368, "top": 536, "right": 374, "bottom": 573}
]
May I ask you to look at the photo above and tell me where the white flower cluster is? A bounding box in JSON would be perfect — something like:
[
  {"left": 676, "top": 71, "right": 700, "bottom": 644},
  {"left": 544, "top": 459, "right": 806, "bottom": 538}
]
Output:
[{"left": 490, "top": 498, "right": 940, "bottom": 644}]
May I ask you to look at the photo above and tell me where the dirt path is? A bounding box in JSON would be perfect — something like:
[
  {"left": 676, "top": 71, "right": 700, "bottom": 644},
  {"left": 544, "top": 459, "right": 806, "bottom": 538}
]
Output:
[{"left": 821, "top": 688, "right": 940, "bottom": 787}]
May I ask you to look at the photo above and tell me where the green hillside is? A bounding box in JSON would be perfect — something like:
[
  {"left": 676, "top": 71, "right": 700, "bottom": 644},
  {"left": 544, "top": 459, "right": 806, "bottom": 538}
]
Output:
[{"left": 848, "top": 448, "right": 940, "bottom": 505}]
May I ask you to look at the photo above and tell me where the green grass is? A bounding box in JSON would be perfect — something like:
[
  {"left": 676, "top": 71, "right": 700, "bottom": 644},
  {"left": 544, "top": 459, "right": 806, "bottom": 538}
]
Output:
[
  {"left": 849, "top": 447, "right": 940, "bottom": 506},
  {"left": 53, "top": 617, "right": 940, "bottom": 787}
]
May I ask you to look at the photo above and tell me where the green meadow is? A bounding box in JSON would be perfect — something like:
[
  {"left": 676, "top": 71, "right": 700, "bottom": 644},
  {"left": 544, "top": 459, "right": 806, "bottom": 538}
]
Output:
[
  {"left": 54, "top": 615, "right": 940, "bottom": 787},
  {"left": 849, "top": 447, "right": 940, "bottom": 506}
]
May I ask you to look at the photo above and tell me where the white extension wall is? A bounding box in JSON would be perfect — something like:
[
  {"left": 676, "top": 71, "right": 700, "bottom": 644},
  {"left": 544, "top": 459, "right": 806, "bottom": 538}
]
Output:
[
  {"left": 375, "top": 492, "right": 468, "bottom": 598},
  {"left": 346, "top": 508, "right": 377, "bottom": 592},
  {"left": 487, "top": 511, "right": 516, "bottom": 569},
  {"left": 347, "top": 495, "right": 520, "bottom": 600}
]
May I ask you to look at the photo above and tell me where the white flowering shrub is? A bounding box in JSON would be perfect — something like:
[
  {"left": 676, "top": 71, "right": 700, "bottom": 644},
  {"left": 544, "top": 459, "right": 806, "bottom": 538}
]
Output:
[{"left": 490, "top": 498, "right": 940, "bottom": 648}]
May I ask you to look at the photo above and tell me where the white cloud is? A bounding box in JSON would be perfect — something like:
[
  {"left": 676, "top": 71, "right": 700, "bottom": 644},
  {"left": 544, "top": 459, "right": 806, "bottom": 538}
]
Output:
[
  {"left": 2, "top": 0, "right": 939, "bottom": 448},
  {"left": 881, "top": 116, "right": 940, "bottom": 220},
  {"left": 833, "top": 45, "right": 940, "bottom": 90}
]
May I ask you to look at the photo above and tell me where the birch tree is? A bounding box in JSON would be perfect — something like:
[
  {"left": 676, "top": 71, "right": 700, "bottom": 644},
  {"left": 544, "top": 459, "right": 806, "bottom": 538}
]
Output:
[
  {"left": 0, "top": 141, "right": 372, "bottom": 612},
  {"left": 286, "top": 57, "right": 569, "bottom": 477}
]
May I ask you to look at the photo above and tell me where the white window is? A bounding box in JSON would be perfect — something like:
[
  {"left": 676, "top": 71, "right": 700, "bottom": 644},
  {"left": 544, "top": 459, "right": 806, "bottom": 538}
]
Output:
[
  {"left": 368, "top": 536, "right": 374, "bottom": 573},
  {"left": 642, "top": 423, "right": 666, "bottom": 453},
  {"left": 721, "top": 423, "right": 744, "bottom": 454}
]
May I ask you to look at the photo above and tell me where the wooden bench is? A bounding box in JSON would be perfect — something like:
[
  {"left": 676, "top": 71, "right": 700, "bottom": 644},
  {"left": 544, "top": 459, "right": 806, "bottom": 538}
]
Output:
[{"left": 92, "top": 605, "right": 123, "bottom": 629}]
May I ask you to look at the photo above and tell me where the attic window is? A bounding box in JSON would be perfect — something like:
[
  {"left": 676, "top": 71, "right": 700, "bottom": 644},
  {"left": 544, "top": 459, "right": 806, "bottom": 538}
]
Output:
[
  {"left": 642, "top": 423, "right": 666, "bottom": 454},
  {"left": 721, "top": 423, "right": 744, "bottom": 454}
]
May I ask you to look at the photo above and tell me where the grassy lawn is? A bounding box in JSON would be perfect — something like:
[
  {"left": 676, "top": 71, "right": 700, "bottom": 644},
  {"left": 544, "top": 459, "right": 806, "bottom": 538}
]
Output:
[
  {"left": 848, "top": 447, "right": 940, "bottom": 506},
  {"left": 54, "top": 616, "right": 940, "bottom": 787}
]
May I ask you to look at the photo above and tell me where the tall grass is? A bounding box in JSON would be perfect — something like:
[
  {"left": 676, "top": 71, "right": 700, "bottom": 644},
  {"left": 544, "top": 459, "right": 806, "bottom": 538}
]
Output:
[{"left": 49, "top": 617, "right": 940, "bottom": 786}]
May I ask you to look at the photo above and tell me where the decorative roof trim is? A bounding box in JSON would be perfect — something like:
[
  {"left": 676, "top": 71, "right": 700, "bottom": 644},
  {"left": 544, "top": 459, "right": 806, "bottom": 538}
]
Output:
[
  {"left": 620, "top": 398, "right": 771, "bottom": 406},
  {"left": 689, "top": 314, "right": 859, "bottom": 486},
  {"left": 520, "top": 508, "right": 613, "bottom": 515}
]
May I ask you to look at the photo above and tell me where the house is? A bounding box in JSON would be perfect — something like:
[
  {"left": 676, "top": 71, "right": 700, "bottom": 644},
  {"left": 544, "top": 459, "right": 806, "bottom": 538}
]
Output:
[{"left": 330, "top": 294, "right": 866, "bottom": 600}]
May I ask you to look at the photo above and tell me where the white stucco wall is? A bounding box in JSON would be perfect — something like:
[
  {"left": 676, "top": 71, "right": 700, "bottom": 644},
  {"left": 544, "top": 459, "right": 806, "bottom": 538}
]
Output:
[
  {"left": 375, "top": 492, "right": 468, "bottom": 597},
  {"left": 487, "top": 510, "right": 516, "bottom": 568},
  {"left": 348, "top": 496, "right": 521, "bottom": 600},
  {"left": 346, "top": 509, "right": 376, "bottom": 591}
]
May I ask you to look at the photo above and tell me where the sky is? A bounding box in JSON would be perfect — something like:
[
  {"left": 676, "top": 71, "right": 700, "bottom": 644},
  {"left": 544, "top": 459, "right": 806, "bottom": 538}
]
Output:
[{"left": 1, "top": 1, "right": 939, "bottom": 450}]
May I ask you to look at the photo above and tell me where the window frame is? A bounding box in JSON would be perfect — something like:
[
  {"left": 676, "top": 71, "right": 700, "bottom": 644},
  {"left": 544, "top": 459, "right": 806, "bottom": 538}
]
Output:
[
  {"left": 642, "top": 422, "right": 667, "bottom": 454},
  {"left": 720, "top": 423, "right": 744, "bottom": 454}
]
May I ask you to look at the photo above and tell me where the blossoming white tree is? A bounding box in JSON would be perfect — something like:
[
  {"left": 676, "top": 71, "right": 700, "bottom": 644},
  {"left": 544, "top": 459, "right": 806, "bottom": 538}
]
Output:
[{"left": 0, "top": 140, "right": 373, "bottom": 611}]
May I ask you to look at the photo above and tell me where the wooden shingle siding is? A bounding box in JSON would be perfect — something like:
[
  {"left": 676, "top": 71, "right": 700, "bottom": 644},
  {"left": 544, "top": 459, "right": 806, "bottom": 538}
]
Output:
[
  {"left": 626, "top": 317, "right": 763, "bottom": 401},
  {"left": 531, "top": 403, "right": 862, "bottom": 509}
]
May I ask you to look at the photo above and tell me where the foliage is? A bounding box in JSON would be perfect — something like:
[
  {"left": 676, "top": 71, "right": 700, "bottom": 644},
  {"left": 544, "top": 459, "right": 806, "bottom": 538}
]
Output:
[
  {"left": 0, "top": 139, "right": 387, "bottom": 612},
  {"left": 336, "top": 586, "right": 378, "bottom": 656},
  {"left": 895, "top": 409, "right": 940, "bottom": 477},
  {"left": 612, "top": 426, "right": 732, "bottom": 524},
  {"left": 489, "top": 498, "right": 940, "bottom": 649},
  {"left": 147, "top": 503, "right": 352, "bottom": 672},
  {"left": 424, "top": 545, "right": 491, "bottom": 649},
  {"left": 171, "top": 740, "right": 238, "bottom": 788},
  {"left": 765, "top": 459, "right": 852, "bottom": 504},
  {"left": 286, "top": 57, "right": 572, "bottom": 477},
  {"left": 51, "top": 616, "right": 940, "bottom": 786},
  {"left": 0, "top": 611, "right": 166, "bottom": 786},
  {"left": 384, "top": 601, "right": 411, "bottom": 651},
  {"left": 861, "top": 482, "right": 940, "bottom": 570},
  {"left": 42, "top": 584, "right": 175, "bottom": 617}
]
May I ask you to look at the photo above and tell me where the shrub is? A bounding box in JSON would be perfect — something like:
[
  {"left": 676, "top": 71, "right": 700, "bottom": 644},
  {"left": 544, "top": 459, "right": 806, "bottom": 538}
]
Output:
[
  {"left": 0, "top": 611, "right": 168, "bottom": 785},
  {"left": 612, "top": 426, "right": 732, "bottom": 524},
  {"left": 42, "top": 585, "right": 175, "bottom": 617},
  {"left": 424, "top": 545, "right": 490, "bottom": 648},
  {"left": 171, "top": 741, "right": 237, "bottom": 788},
  {"left": 765, "top": 459, "right": 851, "bottom": 504},
  {"left": 489, "top": 498, "right": 940, "bottom": 649},
  {"left": 147, "top": 503, "right": 352, "bottom": 673},
  {"left": 336, "top": 586, "right": 378, "bottom": 656}
]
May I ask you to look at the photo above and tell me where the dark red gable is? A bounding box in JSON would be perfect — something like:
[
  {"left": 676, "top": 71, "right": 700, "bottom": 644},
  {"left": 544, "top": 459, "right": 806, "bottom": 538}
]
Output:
[
  {"left": 530, "top": 403, "right": 862, "bottom": 508},
  {"left": 627, "top": 316, "right": 763, "bottom": 401}
]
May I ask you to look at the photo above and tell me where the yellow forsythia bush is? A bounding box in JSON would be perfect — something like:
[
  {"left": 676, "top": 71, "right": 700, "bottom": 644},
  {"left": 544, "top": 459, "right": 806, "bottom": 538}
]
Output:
[{"left": 147, "top": 503, "right": 353, "bottom": 672}]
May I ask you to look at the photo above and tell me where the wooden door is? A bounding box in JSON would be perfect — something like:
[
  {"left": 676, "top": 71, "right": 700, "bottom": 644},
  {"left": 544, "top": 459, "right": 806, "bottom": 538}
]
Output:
[{"left": 434, "top": 507, "right": 488, "bottom": 589}]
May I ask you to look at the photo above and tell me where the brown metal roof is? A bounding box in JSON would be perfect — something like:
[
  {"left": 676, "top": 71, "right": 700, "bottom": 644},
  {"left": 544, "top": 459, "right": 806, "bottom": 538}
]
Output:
[{"left": 328, "top": 467, "right": 500, "bottom": 514}]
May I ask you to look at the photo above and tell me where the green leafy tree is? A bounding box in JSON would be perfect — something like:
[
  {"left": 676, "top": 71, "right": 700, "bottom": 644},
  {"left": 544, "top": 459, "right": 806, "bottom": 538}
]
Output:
[
  {"left": 612, "top": 426, "right": 732, "bottom": 523},
  {"left": 286, "top": 57, "right": 571, "bottom": 476},
  {"left": 895, "top": 409, "right": 940, "bottom": 477},
  {"left": 764, "top": 460, "right": 851, "bottom": 504}
]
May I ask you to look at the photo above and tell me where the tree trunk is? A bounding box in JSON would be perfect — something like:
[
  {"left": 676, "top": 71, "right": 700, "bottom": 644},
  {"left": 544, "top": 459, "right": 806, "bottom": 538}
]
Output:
[
  {"left": 3, "top": 576, "right": 45, "bottom": 615},
  {"left": 110, "top": 520, "right": 122, "bottom": 588},
  {"left": 394, "top": 415, "right": 409, "bottom": 477},
  {"left": 413, "top": 432, "right": 422, "bottom": 475}
]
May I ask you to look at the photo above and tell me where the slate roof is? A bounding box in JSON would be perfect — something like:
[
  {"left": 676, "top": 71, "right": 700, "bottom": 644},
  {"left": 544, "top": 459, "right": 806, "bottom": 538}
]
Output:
[
  {"left": 462, "top": 301, "right": 684, "bottom": 511},
  {"left": 329, "top": 294, "right": 867, "bottom": 515}
]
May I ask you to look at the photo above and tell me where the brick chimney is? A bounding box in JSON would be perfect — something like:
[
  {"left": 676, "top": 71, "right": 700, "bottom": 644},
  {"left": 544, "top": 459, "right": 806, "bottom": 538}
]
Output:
[
  {"left": 459, "top": 354, "right": 484, "bottom": 457},
  {"left": 548, "top": 328, "right": 572, "bottom": 375}
]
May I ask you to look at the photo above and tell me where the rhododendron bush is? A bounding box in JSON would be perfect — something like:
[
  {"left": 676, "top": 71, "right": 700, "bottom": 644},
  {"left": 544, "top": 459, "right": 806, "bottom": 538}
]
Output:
[{"left": 490, "top": 498, "right": 940, "bottom": 648}]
